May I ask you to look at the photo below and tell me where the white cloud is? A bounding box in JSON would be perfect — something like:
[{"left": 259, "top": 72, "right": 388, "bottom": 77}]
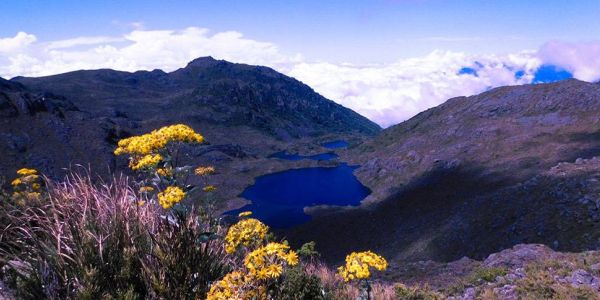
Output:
[
  {"left": 0, "top": 32, "right": 37, "bottom": 53},
  {"left": 538, "top": 41, "right": 600, "bottom": 82},
  {"left": 0, "top": 27, "right": 302, "bottom": 79},
  {"left": 47, "top": 36, "right": 126, "bottom": 50},
  {"left": 0, "top": 28, "right": 598, "bottom": 127},
  {"left": 288, "top": 51, "right": 540, "bottom": 127}
]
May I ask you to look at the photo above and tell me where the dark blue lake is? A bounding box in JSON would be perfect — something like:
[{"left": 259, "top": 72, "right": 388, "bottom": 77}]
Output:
[
  {"left": 322, "top": 140, "right": 349, "bottom": 149},
  {"left": 269, "top": 151, "right": 338, "bottom": 161},
  {"left": 227, "top": 164, "right": 370, "bottom": 228}
]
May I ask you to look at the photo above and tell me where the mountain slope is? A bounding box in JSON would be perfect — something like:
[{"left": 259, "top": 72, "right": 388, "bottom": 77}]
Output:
[{"left": 287, "top": 79, "right": 600, "bottom": 263}]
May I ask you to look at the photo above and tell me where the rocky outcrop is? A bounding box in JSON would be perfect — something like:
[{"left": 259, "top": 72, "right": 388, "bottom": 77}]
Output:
[{"left": 383, "top": 244, "right": 600, "bottom": 299}]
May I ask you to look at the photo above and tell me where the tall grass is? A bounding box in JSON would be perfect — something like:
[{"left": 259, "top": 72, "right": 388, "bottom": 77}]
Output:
[
  {"left": 0, "top": 173, "right": 229, "bottom": 299},
  {"left": 0, "top": 173, "right": 405, "bottom": 299}
]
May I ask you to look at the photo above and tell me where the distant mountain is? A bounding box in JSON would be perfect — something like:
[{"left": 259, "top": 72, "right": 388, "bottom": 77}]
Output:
[
  {"left": 13, "top": 57, "right": 380, "bottom": 139},
  {"left": 1, "top": 58, "right": 379, "bottom": 202},
  {"left": 288, "top": 79, "right": 600, "bottom": 263}
]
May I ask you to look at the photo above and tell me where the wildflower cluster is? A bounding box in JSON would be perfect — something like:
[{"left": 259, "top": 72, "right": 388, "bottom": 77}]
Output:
[
  {"left": 338, "top": 251, "right": 388, "bottom": 282},
  {"left": 157, "top": 186, "right": 186, "bottom": 209},
  {"left": 113, "top": 124, "right": 217, "bottom": 211},
  {"left": 224, "top": 218, "right": 269, "bottom": 254},
  {"left": 245, "top": 242, "right": 299, "bottom": 280},
  {"left": 206, "top": 271, "right": 263, "bottom": 300},
  {"left": 114, "top": 124, "right": 203, "bottom": 173},
  {"left": 114, "top": 124, "right": 204, "bottom": 157},
  {"left": 208, "top": 216, "right": 299, "bottom": 299},
  {"left": 10, "top": 168, "right": 43, "bottom": 203}
]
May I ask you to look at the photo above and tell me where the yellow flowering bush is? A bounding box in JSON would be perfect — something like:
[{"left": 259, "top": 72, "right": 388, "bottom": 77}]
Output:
[
  {"left": 11, "top": 168, "right": 43, "bottom": 203},
  {"left": 206, "top": 271, "right": 265, "bottom": 300},
  {"left": 114, "top": 124, "right": 204, "bottom": 157},
  {"left": 244, "top": 242, "right": 299, "bottom": 280},
  {"left": 224, "top": 218, "right": 269, "bottom": 254},
  {"left": 208, "top": 215, "right": 302, "bottom": 299},
  {"left": 157, "top": 186, "right": 186, "bottom": 209},
  {"left": 113, "top": 124, "right": 218, "bottom": 211},
  {"left": 338, "top": 251, "right": 388, "bottom": 282}
]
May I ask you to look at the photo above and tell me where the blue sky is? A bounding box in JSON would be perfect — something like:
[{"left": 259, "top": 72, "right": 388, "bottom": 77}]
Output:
[
  {"left": 1, "top": 1, "right": 600, "bottom": 126},
  {"left": 2, "top": 0, "right": 599, "bottom": 63}
]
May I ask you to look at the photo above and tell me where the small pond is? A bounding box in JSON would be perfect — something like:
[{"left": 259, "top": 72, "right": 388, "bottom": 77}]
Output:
[
  {"left": 269, "top": 151, "right": 338, "bottom": 161},
  {"left": 321, "top": 140, "right": 349, "bottom": 149},
  {"left": 226, "top": 164, "right": 370, "bottom": 228}
]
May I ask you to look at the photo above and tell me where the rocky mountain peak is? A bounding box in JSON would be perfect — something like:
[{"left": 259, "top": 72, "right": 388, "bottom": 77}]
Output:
[{"left": 184, "top": 56, "right": 220, "bottom": 68}]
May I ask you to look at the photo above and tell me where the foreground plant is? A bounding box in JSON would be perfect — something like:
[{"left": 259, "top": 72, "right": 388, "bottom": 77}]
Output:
[
  {"left": 114, "top": 124, "right": 207, "bottom": 210},
  {"left": 0, "top": 174, "right": 229, "bottom": 299},
  {"left": 10, "top": 168, "right": 43, "bottom": 205},
  {"left": 338, "top": 251, "right": 388, "bottom": 300},
  {"left": 207, "top": 214, "right": 300, "bottom": 299}
]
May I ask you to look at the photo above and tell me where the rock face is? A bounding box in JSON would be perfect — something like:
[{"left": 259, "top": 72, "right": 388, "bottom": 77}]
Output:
[
  {"left": 1, "top": 58, "right": 379, "bottom": 203},
  {"left": 287, "top": 79, "right": 600, "bottom": 263}
]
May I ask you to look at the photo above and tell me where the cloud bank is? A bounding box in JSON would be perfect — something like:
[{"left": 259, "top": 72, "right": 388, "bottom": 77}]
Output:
[{"left": 0, "top": 27, "right": 598, "bottom": 127}]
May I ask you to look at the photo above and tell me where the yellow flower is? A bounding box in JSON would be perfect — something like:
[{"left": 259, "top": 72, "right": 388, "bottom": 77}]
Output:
[
  {"left": 157, "top": 186, "right": 186, "bottom": 209},
  {"left": 224, "top": 218, "right": 269, "bottom": 254},
  {"left": 195, "top": 166, "right": 215, "bottom": 176},
  {"left": 156, "top": 167, "right": 173, "bottom": 177},
  {"left": 206, "top": 271, "right": 260, "bottom": 300},
  {"left": 244, "top": 242, "right": 299, "bottom": 280},
  {"left": 203, "top": 185, "right": 216, "bottom": 193},
  {"left": 129, "top": 153, "right": 163, "bottom": 171},
  {"left": 16, "top": 168, "right": 37, "bottom": 176},
  {"left": 137, "top": 200, "right": 146, "bottom": 206},
  {"left": 337, "top": 251, "right": 387, "bottom": 282},
  {"left": 139, "top": 186, "right": 155, "bottom": 193},
  {"left": 31, "top": 183, "right": 41, "bottom": 190},
  {"left": 114, "top": 124, "right": 204, "bottom": 157},
  {"left": 238, "top": 211, "right": 252, "bottom": 218},
  {"left": 11, "top": 178, "right": 22, "bottom": 186}
]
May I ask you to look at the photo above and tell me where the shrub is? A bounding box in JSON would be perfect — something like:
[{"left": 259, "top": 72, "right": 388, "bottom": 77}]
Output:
[
  {"left": 467, "top": 266, "right": 507, "bottom": 284},
  {"left": 279, "top": 266, "right": 325, "bottom": 300},
  {"left": 394, "top": 283, "right": 443, "bottom": 300},
  {"left": 141, "top": 210, "right": 230, "bottom": 299}
]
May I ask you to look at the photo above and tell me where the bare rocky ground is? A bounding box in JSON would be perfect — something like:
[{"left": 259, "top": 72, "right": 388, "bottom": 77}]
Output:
[{"left": 382, "top": 243, "right": 600, "bottom": 299}]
